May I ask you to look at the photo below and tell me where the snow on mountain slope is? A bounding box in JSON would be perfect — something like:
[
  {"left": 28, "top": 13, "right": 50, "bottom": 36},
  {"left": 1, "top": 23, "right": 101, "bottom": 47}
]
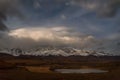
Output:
[{"left": 0, "top": 47, "right": 112, "bottom": 56}]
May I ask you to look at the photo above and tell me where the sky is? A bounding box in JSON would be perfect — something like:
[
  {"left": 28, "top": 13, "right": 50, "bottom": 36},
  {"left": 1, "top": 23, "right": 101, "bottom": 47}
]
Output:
[{"left": 0, "top": 0, "right": 120, "bottom": 55}]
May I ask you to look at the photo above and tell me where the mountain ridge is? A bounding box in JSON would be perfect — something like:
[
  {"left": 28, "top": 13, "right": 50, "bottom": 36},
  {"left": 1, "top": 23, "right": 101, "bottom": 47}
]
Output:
[{"left": 0, "top": 46, "right": 115, "bottom": 56}]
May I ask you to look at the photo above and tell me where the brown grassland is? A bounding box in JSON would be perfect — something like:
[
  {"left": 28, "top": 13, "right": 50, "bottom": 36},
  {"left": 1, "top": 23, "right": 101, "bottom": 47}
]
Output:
[{"left": 0, "top": 54, "right": 120, "bottom": 80}]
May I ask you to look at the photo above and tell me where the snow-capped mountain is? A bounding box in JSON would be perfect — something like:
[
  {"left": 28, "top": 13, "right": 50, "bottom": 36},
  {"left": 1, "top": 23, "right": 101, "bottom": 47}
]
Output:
[{"left": 0, "top": 47, "right": 113, "bottom": 56}]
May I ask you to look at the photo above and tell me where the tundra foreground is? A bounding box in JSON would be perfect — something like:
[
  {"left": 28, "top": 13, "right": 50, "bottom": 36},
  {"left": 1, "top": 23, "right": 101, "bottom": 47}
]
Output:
[{"left": 0, "top": 54, "right": 120, "bottom": 80}]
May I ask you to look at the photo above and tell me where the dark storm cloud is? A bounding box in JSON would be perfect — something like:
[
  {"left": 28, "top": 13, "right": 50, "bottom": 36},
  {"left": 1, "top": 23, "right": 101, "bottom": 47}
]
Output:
[
  {"left": 97, "top": 0, "right": 120, "bottom": 17},
  {"left": 70, "top": 0, "right": 120, "bottom": 17},
  {"left": 18, "top": 0, "right": 120, "bottom": 19},
  {"left": 2, "top": 0, "right": 120, "bottom": 27},
  {"left": 0, "top": 0, "right": 22, "bottom": 31}
]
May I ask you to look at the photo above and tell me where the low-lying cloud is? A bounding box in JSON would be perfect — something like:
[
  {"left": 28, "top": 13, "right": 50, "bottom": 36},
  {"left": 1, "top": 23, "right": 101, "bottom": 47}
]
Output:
[
  {"left": 6, "top": 26, "right": 95, "bottom": 49},
  {"left": 0, "top": 26, "right": 119, "bottom": 55}
]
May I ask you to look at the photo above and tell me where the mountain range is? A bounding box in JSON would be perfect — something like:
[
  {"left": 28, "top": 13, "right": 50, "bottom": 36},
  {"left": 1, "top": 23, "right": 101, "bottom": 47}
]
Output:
[{"left": 0, "top": 47, "right": 115, "bottom": 56}]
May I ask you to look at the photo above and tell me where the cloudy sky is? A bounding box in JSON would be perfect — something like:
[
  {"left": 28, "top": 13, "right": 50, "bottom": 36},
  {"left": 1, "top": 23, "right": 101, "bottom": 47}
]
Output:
[{"left": 0, "top": 0, "right": 120, "bottom": 54}]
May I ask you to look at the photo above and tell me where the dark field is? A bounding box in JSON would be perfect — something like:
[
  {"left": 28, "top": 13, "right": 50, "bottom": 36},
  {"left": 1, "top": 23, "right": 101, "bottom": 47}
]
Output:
[{"left": 0, "top": 54, "right": 120, "bottom": 80}]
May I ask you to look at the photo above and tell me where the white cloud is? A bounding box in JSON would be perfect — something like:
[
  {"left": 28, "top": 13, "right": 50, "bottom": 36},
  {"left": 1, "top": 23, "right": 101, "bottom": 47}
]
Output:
[{"left": 2, "top": 26, "right": 95, "bottom": 49}]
